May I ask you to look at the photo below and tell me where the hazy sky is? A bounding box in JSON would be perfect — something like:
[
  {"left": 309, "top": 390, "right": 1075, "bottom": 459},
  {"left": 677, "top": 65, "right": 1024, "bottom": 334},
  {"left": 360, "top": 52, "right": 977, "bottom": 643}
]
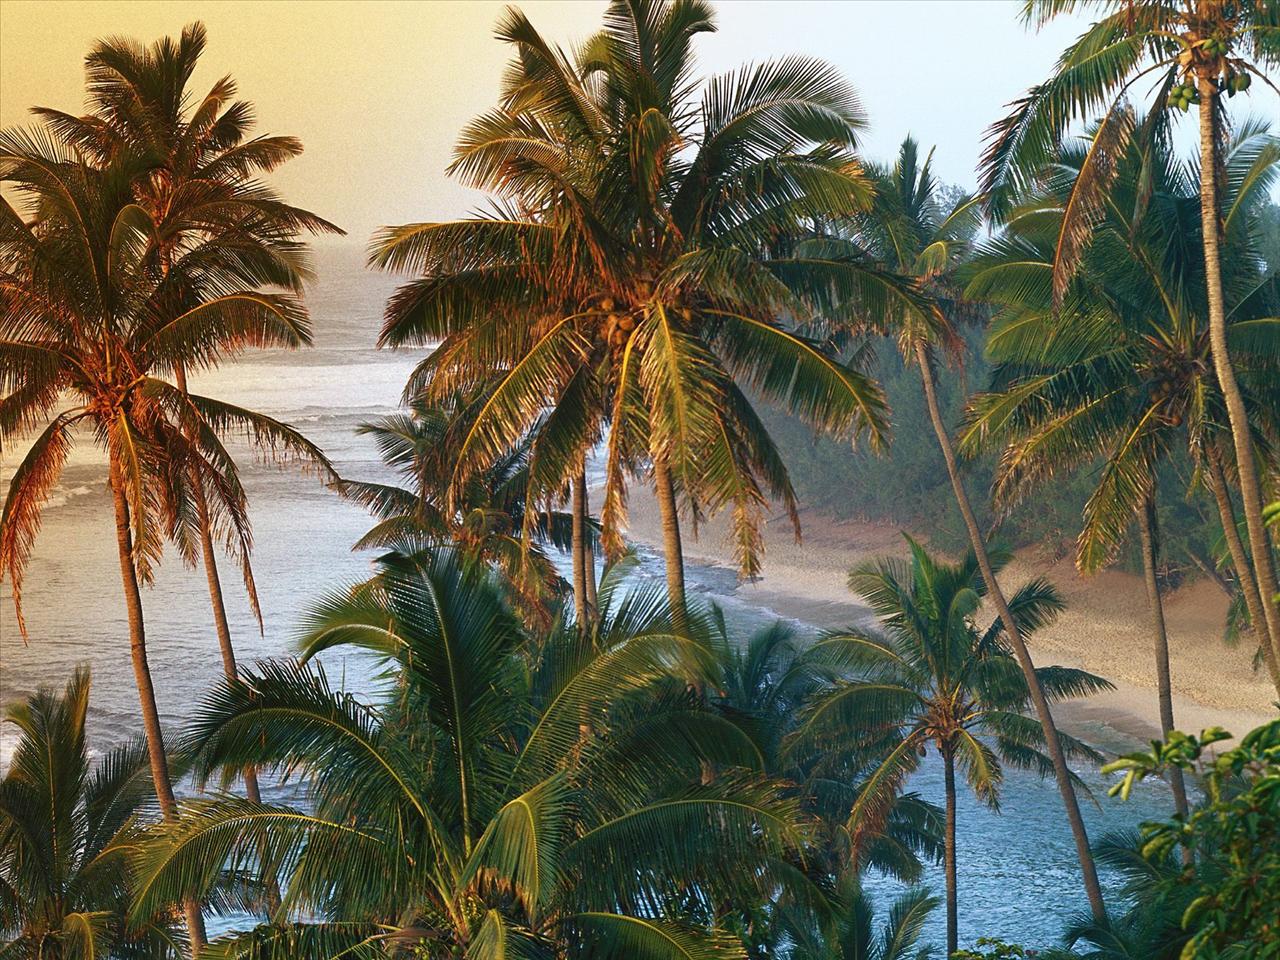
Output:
[{"left": 0, "top": 0, "right": 1235, "bottom": 241}]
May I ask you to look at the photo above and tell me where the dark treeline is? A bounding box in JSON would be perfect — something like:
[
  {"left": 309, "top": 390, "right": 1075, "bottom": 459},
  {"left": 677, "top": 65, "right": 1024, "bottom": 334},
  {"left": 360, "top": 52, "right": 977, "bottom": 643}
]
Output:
[{"left": 2, "top": 1, "right": 1279, "bottom": 959}]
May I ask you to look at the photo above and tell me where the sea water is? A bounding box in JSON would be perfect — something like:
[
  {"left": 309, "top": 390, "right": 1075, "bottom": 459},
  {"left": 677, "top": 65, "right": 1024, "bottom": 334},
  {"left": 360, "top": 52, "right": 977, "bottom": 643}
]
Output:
[{"left": 0, "top": 244, "right": 1177, "bottom": 951}]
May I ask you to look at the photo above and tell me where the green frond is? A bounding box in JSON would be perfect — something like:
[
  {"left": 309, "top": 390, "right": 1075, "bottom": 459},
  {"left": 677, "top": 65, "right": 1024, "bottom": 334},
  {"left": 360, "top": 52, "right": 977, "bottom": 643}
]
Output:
[
  {"left": 558, "top": 913, "right": 746, "bottom": 960},
  {"left": 125, "top": 796, "right": 377, "bottom": 923}
]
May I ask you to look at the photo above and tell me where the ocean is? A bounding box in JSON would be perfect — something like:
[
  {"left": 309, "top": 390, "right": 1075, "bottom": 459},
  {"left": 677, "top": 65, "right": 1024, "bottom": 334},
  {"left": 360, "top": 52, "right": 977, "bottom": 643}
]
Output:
[{"left": 0, "top": 243, "right": 1175, "bottom": 951}]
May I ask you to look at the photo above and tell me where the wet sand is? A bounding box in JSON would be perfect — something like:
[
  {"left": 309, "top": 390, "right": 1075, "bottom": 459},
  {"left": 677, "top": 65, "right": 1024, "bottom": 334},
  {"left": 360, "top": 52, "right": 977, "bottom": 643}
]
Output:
[{"left": 616, "top": 488, "right": 1277, "bottom": 749}]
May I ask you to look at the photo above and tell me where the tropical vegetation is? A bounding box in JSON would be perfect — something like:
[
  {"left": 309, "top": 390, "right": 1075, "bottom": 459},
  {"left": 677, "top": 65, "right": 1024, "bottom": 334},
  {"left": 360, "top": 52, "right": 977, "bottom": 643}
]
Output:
[
  {"left": 2, "top": 0, "right": 1279, "bottom": 956},
  {"left": 790, "top": 539, "right": 1110, "bottom": 954}
]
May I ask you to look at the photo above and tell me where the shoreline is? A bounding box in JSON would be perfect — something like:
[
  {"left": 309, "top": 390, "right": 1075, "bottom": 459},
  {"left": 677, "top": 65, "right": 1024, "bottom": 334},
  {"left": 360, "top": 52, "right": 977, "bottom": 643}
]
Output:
[{"left": 614, "top": 487, "right": 1277, "bottom": 752}]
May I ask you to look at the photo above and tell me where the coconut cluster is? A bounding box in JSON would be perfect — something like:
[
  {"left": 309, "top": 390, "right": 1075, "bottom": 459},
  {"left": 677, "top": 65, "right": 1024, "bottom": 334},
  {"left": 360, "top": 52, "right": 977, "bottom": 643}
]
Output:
[
  {"left": 1166, "top": 81, "right": 1200, "bottom": 112},
  {"left": 1167, "top": 32, "right": 1254, "bottom": 114}
]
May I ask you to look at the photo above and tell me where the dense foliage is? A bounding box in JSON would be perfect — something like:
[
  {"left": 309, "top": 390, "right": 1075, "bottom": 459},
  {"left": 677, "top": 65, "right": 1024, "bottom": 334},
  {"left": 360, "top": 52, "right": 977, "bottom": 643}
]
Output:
[
  {"left": 0, "top": 670, "right": 182, "bottom": 959},
  {"left": 2, "top": 0, "right": 1279, "bottom": 957},
  {"left": 1105, "top": 721, "right": 1280, "bottom": 956}
]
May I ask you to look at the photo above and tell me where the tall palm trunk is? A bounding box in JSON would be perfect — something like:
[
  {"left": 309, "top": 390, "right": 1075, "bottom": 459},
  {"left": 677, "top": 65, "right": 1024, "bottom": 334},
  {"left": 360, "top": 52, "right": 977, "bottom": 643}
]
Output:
[
  {"left": 1206, "top": 446, "right": 1280, "bottom": 694},
  {"left": 913, "top": 341, "right": 1106, "bottom": 921},
  {"left": 942, "top": 744, "right": 959, "bottom": 956},
  {"left": 174, "top": 365, "right": 279, "bottom": 915},
  {"left": 571, "top": 472, "right": 592, "bottom": 628},
  {"left": 108, "top": 451, "right": 208, "bottom": 954},
  {"left": 173, "top": 367, "right": 269, "bottom": 810},
  {"left": 1136, "top": 491, "right": 1189, "bottom": 819},
  {"left": 653, "top": 456, "right": 688, "bottom": 634},
  {"left": 583, "top": 482, "right": 598, "bottom": 615},
  {"left": 1196, "top": 78, "right": 1280, "bottom": 672}
]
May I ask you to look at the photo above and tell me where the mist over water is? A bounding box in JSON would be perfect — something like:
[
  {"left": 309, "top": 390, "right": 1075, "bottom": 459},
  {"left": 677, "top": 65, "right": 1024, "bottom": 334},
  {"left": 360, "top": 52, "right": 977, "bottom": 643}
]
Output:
[{"left": 0, "top": 243, "right": 1174, "bottom": 950}]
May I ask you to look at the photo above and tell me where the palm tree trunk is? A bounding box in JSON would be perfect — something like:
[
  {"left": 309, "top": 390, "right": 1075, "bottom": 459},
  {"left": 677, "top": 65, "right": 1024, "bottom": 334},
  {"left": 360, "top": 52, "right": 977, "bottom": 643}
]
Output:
[
  {"left": 653, "top": 456, "right": 688, "bottom": 634},
  {"left": 1196, "top": 77, "right": 1280, "bottom": 674},
  {"left": 583, "top": 481, "right": 598, "bottom": 615},
  {"left": 1136, "top": 491, "right": 1189, "bottom": 819},
  {"left": 913, "top": 340, "right": 1106, "bottom": 921},
  {"left": 108, "top": 450, "right": 208, "bottom": 955},
  {"left": 194, "top": 501, "right": 283, "bottom": 916},
  {"left": 174, "top": 365, "right": 280, "bottom": 915},
  {"left": 572, "top": 472, "right": 591, "bottom": 628},
  {"left": 943, "top": 745, "right": 959, "bottom": 956},
  {"left": 1206, "top": 446, "right": 1280, "bottom": 694}
]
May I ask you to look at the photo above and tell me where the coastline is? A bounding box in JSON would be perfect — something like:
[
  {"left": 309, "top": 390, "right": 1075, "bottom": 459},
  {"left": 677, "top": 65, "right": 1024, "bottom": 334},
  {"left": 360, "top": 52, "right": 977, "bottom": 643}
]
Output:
[{"left": 614, "top": 487, "right": 1277, "bottom": 752}]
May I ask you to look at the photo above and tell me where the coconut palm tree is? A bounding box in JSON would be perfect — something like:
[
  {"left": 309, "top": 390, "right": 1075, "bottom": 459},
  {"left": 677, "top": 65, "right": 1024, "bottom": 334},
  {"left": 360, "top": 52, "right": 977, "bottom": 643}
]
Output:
[
  {"left": 0, "top": 667, "right": 183, "bottom": 959},
  {"left": 372, "top": 0, "right": 933, "bottom": 631},
  {"left": 959, "top": 120, "right": 1280, "bottom": 822},
  {"left": 980, "top": 0, "right": 1280, "bottom": 697},
  {"left": 0, "top": 126, "right": 327, "bottom": 952},
  {"left": 821, "top": 137, "right": 1109, "bottom": 918},
  {"left": 334, "top": 390, "right": 586, "bottom": 624},
  {"left": 789, "top": 539, "right": 1110, "bottom": 955},
  {"left": 31, "top": 20, "right": 341, "bottom": 834},
  {"left": 127, "top": 549, "right": 808, "bottom": 959}
]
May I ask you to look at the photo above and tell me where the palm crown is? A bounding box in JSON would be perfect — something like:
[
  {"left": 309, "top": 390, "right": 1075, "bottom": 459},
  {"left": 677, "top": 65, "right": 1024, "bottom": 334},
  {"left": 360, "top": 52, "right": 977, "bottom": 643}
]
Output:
[
  {"left": 370, "top": 0, "right": 943, "bottom": 594},
  {"left": 335, "top": 390, "right": 589, "bottom": 623},
  {"left": 962, "top": 116, "right": 1280, "bottom": 572},
  {"left": 0, "top": 132, "right": 327, "bottom": 631},
  {"left": 981, "top": 0, "right": 1279, "bottom": 233}
]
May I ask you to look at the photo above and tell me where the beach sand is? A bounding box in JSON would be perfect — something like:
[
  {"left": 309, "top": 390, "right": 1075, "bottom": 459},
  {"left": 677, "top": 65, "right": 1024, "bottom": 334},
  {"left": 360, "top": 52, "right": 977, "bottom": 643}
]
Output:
[{"left": 615, "top": 487, "right": 1277, "bottom": 749}]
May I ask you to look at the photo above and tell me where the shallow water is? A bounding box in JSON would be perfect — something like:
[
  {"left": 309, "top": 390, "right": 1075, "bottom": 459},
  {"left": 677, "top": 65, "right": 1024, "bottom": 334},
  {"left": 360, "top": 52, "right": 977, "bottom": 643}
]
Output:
[{"left": 0, "top": 244, "right": 1177, "bottom": 952}]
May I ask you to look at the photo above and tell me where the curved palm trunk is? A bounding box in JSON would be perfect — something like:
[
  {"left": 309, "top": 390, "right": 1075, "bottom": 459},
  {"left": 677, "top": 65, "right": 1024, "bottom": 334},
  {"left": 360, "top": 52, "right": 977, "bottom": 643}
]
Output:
[
  {"left": 943, "top": 745, "right": 959, "bottom": 956},
  {"left": 1206, "top": 447, "right": 1280, "bottom": 694},
  {"left": 653, "top": 456, "right": 688, "bottom": 635},
  {"left": 1196, "top": 79, "right": 1280, "bottom": 673},
  {"left": 572, "top": 472, "right": 591, "bottom": 628},
  {"left": 913, "top": 341, "right": 1105, "bottom": 921},
  {"left": 1136, "top": 492, "right": 1189, "bottom": 819},
  {"left": 108, "top": 451, "right": 208, "bottom": 954}
]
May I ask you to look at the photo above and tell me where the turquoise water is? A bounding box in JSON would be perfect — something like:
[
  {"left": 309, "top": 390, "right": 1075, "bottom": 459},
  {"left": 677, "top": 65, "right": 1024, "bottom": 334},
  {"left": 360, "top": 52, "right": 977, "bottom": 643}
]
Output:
[{"left": 0, "top": 243, "right": 1180, "bottom": 952}]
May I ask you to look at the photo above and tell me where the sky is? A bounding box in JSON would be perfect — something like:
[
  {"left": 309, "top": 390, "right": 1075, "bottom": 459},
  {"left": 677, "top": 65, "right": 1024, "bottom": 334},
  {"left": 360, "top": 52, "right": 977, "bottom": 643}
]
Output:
[{"left": 0, "top": 0, "right": 1254, "bottom": 241}]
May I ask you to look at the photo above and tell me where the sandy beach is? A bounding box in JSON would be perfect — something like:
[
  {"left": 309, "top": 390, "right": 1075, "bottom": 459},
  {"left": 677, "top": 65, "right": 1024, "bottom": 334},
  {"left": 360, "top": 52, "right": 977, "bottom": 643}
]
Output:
[{"left": 616, "top": 487, "right": 1278, "bottom": 750}]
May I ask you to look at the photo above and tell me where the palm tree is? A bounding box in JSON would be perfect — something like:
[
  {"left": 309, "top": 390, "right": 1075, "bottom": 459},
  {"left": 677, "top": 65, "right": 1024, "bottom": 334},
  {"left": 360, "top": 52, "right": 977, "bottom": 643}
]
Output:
[
  {"left": 128, "top": 549, "right": 808, "bottom": 959},
  {"left": 371, "top": 0, "right": 930, "bottom": 631},
  {"left": 0, "top": 668, "right": 183, "bottom": 959},
  {"left": 790, "top": 539, "right": 1110, "bottom": 955},
  {"left": 980, "top": 0, "right": 1280, "bottom": 696},
  {"left": 827, "top": 137, "right": 1110, "bottom": 918},
  {"left": 959, "top": 119, "right": 1280, "bottom": 819},
  {"left": 334, "top": 390, "right": 585, "bottom": 623},
  {"left": 0, "top": 125, "right": 327, "bottom": 952},
  {"left": 32, "top": 21, "right": 341, "bottom": 832}
]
